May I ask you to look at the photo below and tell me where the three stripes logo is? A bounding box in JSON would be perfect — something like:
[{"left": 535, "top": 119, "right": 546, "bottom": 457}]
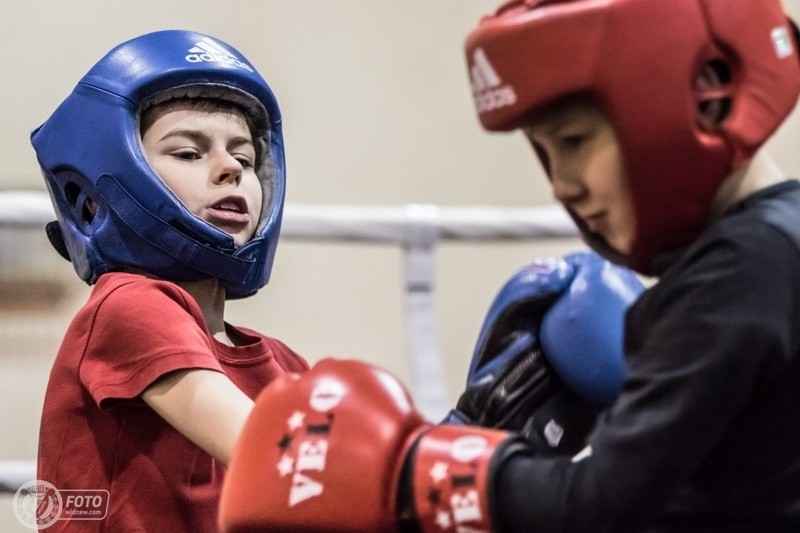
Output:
[
  {"left": 185, "top": 37, "right": 254, "bottom": 72},
  {"left": 469, "top": 48, "right": 517, "bottom": 113}
]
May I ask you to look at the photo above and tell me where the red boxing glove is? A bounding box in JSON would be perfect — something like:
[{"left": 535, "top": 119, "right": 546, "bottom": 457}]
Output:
[{"left": 220, "top": 358, "right": 523, "bottom": 532}]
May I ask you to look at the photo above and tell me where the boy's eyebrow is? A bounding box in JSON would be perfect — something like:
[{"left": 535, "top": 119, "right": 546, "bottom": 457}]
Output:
[
  {"left": 157, "top": 129, "right": 209, "bottom": 145},
  {"left": 228, "top": 136, "right": 255, "bottom": 149},
  {"left": 525, "top": 118, "right": 570, "bottom": 139},
  {"left": 542, "top": 112, "right": 581, "bottom": 136},
  {"left": 530, "top": 113, "right": 592, "bottom": 140},
  {"left": 157, "top": 129, "right": 254, "bottom": 150}
]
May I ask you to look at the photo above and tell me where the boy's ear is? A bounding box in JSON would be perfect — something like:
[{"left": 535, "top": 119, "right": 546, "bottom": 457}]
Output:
[{"left": 46, "top": 221, "right": 72, "bottom": 262}]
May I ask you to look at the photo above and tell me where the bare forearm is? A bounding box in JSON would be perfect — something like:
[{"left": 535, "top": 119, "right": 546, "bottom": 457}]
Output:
[{"left": 142, "top": 369, "right": 254, "bottom": 464}]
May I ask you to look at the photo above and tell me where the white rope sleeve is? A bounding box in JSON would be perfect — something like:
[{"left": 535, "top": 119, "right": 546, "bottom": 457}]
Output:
[
  {"left": 402, "top": 205, "right": 449, "bottom": 420},
  {"left": 0, "top": 191, "right": 60, "bottom": 227},
  {"left": 0, "top": 460, "right": 35, "bottom": 493}
]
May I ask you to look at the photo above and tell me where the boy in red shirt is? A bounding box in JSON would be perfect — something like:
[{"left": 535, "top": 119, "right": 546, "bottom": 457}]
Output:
[{"left": 31, "top": 30, "right": 307, "bottom": 532}]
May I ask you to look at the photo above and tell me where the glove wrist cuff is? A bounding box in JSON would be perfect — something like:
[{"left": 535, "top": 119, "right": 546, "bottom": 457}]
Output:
[{"left": 410, "top": 425, "right": 513, "bottom": 532}]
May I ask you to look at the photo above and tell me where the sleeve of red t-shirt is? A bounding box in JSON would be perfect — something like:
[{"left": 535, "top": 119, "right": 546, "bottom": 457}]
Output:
[{"left": 79, "top": 278, "right": 225, "bottom": 407}]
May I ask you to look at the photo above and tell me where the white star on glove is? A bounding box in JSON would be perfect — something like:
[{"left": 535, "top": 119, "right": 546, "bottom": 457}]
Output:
[
  {"left": 429, "top": 461, "right": 449, "bottom": 483},
  {"left": 287, "top": 410, "right": 306, "bottom": 431},
  {"left": 435, "top": 510, "right": 452, "bottom": 529},
  {"left": 277, "top": 454, "right": 294, "bottom": 477}
]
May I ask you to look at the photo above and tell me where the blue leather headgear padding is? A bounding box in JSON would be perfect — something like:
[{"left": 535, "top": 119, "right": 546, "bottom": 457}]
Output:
[{"left": 31, "top": 30, "right": 285, "bottom": 298}]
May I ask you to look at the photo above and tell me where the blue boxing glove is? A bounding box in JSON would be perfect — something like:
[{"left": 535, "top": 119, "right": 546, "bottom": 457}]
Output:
[
  {"left": 446, "top": 251, "right": 643, "bottom": 455},
  {"left": 541, "top": 252, "right": 644, "bottom": 405}
]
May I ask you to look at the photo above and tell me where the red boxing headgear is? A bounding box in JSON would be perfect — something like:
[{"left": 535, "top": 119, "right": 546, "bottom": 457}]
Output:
[{"left": 466, "top": 0, "right": 800, "bottom": 274}]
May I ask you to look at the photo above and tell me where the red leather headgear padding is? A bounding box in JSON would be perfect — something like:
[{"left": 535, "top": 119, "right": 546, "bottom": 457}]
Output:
[{"left": 466, "top": 0, "right": 800, "bottom": 274}]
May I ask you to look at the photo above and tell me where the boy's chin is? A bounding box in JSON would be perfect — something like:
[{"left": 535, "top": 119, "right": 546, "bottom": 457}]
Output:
[{"left": 604, "top": 232, "right": 633, "bottom": 256}]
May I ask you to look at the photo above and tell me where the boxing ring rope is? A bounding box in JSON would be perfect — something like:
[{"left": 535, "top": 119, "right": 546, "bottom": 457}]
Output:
[{"left": 0, "top": 190, "right": 578, "bottom": 493}]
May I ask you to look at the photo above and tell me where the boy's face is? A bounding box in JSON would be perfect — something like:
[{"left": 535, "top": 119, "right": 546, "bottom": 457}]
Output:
[
  {"left": 523, "top": 101, "right": 634, "bottom": 255},
  {"left": 141, "top": 108, "right": 262, "bottom": 247}
]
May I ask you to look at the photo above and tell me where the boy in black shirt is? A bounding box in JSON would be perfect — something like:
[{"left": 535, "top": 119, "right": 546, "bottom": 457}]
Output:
[{"left": 219, "top": 1, "right": 800, "bottom": 531}]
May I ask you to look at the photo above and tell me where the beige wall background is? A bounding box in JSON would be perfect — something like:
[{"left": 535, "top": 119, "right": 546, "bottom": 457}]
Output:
[{"left": 1, "top": 1, "right": 800, "bottom": 530}]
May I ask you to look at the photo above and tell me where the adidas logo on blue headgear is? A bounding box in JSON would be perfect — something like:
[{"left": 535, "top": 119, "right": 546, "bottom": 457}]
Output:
[
  {"left": 185, "top": 37, "right": 255, "bottom": 73},
  {"left": 31, "top": 30, "right": 286, "bottom": 298}
]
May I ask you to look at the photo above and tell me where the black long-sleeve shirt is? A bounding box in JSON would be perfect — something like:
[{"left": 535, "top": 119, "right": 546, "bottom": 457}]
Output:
[{"left": 496, "top": 180, "right": 800, "bottom": 532}]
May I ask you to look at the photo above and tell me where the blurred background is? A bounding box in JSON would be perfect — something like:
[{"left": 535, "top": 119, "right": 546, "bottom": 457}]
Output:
[{"left": 1, "top": 1, "right": 799, "bottom": 530}]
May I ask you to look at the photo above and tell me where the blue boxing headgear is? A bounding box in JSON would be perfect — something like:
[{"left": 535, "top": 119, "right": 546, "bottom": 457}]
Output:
[{"left": 31, "top": 30, "right": 285, "bottom": 298}]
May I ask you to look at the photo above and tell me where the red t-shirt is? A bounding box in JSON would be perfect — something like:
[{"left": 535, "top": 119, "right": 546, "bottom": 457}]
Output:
[{"left": 37, "top": 272, "right": 308, "bottom": 532}]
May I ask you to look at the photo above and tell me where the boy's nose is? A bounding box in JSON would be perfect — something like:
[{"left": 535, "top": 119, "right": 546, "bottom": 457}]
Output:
[
  {"left": 550, "top": 170, "right": 585, "bottom": 204},
  {"left": 214, "top": 154, "right": 243, "bottom": 185}
]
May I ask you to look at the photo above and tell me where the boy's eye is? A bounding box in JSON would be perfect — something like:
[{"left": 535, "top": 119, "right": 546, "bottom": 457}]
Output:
[
  {"left": 172, "top": 150, "right": 200, "bottom": 160},
  {"left": 234, "top": 155, "right": 254, "bottom": 168},
  {"left": 559, "top": 134, "right": 588, "bottom": 149}
]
